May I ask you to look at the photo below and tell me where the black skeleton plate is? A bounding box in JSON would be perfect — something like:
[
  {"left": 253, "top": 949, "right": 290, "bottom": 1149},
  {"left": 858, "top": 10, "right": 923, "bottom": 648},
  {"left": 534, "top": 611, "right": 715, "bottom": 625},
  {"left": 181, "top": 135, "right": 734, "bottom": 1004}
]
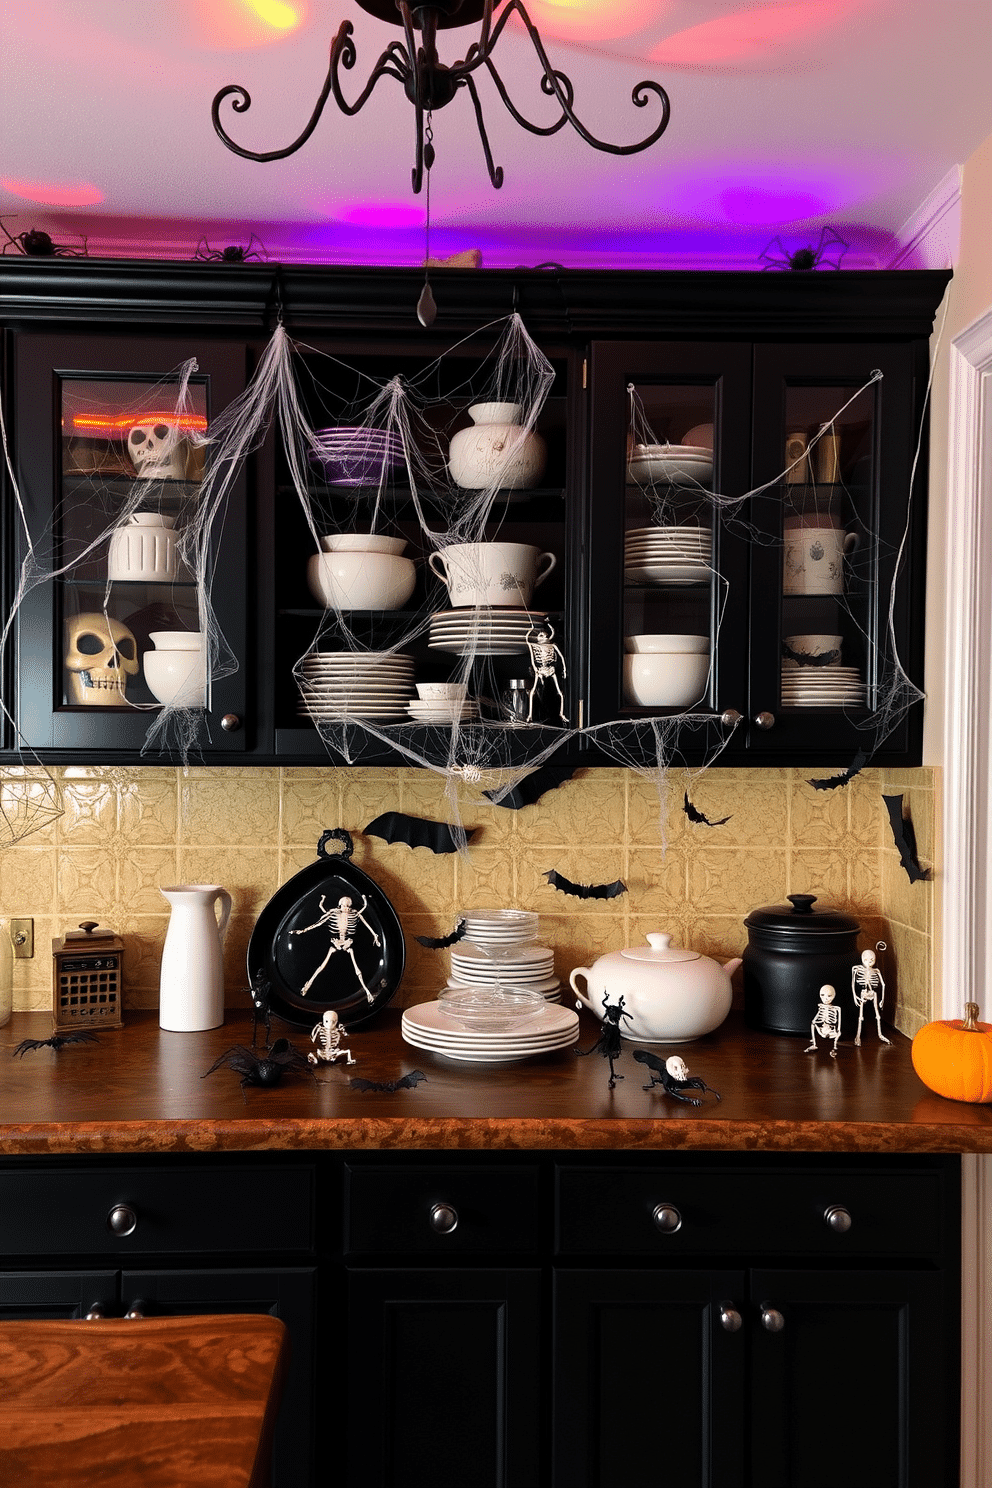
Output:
[{"left": 247, "top": 829, "right": 405, "bottom": 1029}]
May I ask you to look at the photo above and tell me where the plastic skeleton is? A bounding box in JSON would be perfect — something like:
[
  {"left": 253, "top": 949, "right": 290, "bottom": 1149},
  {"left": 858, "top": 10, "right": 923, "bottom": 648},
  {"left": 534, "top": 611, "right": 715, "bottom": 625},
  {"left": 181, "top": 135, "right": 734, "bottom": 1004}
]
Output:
[
  {"left": 525, "top": 622, "right": 568, "bottom": 723},
  {"left": 292, "top": 894, "right": 381, "bottom": 999},
  {"left": 851, "top": 948, "right": 891, "bottom": 1046},
  {"left": 805, "top": 984, "right": 842, "bottom": 1057},
  {"left": 308, "top": 1009, "right": 355, "bottom": 1066}
]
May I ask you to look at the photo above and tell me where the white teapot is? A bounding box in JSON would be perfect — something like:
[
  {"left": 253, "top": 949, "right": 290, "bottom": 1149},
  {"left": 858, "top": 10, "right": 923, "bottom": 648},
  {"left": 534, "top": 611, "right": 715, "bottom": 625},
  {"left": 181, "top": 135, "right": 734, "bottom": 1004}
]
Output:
[{"left": 569, "top": 932, "right": 741, "bottom": 1043}]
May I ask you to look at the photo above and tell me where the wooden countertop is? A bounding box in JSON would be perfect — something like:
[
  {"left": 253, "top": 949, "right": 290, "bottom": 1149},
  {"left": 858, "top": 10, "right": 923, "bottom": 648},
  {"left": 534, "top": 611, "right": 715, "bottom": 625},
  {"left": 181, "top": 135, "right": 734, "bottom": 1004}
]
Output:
[{"left": 1, "top": 1009, "right": 990, "bottom": 1156}]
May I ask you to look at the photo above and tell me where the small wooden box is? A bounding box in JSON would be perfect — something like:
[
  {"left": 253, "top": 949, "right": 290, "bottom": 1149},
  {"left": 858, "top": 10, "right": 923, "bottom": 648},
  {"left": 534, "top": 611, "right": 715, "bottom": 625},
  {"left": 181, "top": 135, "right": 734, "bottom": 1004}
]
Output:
[{"left": 52, "top": 922, "right": 124, "bottom": 1031}]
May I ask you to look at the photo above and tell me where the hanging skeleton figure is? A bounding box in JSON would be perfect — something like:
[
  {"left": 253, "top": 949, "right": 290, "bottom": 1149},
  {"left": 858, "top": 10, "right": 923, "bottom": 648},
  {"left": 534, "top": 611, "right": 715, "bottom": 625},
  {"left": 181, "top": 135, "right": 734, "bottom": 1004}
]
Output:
[
  {"left": 292, "top": 893, "right": 381, "bottom": 999},
  {"left": 851, "top": 948, "right": 891, "bottom": 1046},
  {"left": 525, "top": 622, "right": 568, "bottom": 724},
  {"left": 805, "top": 984, "right": 843, "bottom": 1058},
  {"left": 308, "top": 1009, "right": 355, "bottom": 1066}
]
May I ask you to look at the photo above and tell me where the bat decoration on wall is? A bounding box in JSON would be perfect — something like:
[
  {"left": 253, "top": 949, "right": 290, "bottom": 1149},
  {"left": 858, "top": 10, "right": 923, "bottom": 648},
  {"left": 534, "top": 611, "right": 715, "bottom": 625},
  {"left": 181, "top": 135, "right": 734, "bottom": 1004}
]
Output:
[
  {"left": 683, "top": 792, "right": 731, "bottom": 827},
  {"left": 544, "top": 869, "right": 627, "bottom": 900},
  {"left": 350, "top": 1070, "right": 428, "bottom": 1093},
  {"left": 484, "top": 765, "right": 576, "bottom": 810},
  {"left": 415, "top": 920, "right": 467, "bottom": 950},
  {"left": 782, "top": 643, "right": 842, "bottom": 668},
  {"left": 809, "top": 749, "right": 870, "bottom": 791},
  {"left": 883, "top": 793, "right": 931, "bottom": 882},
  {"left": 364, "top": 812, "right": 474, "bottom": 854},
  {"left": 12, "top": 1031, "right": 99, "bottom": 1057}
]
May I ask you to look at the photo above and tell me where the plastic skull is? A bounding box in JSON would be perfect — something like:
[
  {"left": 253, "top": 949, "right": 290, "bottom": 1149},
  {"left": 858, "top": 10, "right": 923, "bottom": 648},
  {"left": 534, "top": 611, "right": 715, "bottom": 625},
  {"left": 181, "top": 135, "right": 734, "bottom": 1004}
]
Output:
[
  {"left": 127, "top": 421, "right": 186, "bottom": 480},
  {"left": 64, "top": 612, "right": 139, "bottom": 705},
  {"left": 665, "top": 1056, "right": 689, "bottom": 1082}
]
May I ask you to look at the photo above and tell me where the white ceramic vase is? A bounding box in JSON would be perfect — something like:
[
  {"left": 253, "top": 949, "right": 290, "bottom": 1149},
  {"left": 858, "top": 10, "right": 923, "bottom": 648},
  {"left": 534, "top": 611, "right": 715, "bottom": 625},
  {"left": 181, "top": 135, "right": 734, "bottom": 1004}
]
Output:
[
  {"left": 447, "top": 402, "right": 547, "bottom": 490},
  {"left": 159, "top": 884, "right": 232, "bottom": 1032}
]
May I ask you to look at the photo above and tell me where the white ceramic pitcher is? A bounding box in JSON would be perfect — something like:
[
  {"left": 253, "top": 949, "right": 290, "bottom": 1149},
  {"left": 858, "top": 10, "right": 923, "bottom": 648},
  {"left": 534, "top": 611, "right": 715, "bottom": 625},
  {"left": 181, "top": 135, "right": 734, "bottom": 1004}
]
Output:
[{"left": 159, "top": 884, "right": 232, "bottom": 1031}]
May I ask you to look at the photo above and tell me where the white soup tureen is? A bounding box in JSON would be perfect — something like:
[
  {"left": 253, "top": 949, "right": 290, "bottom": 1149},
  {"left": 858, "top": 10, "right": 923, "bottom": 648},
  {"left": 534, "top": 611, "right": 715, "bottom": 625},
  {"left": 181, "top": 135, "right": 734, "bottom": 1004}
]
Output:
[{"left": 569, "top": 932, "right": 741, "bottom": 1043}]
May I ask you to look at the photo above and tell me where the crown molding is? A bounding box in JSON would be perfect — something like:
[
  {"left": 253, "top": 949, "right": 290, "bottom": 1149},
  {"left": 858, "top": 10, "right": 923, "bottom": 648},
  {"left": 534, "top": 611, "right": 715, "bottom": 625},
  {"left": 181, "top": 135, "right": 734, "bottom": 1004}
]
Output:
[{"left": 887, "top": 166, "right": 963, "bottom": 270}]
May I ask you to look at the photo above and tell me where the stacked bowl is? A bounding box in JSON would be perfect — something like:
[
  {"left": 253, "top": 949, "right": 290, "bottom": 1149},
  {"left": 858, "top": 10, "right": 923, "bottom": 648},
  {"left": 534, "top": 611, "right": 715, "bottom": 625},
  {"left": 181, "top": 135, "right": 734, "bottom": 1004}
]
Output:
[
  {"left": 627, "top": 443, "right": 713, "bottom": 488},
  {"left": 307, "top": 533, "right": 416, "bottom": 612},
  {"left": 623, "top": 634, "right": 710, "bottom": 709},
  {"left": 310, "top": 426, "right": 405, "bottom": 487}
]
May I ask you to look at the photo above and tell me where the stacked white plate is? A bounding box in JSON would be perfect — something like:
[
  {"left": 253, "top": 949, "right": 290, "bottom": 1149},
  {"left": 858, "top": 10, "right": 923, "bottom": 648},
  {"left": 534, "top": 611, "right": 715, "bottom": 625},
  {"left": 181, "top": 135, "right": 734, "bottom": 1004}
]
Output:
[
  {"left": 625, "top": 526, "right": 712, "bottom": 586},
  {"left": 428, "top": 607, "right": 550, "bottom": 656},
  {"left": 455, "top": 908, "right": 561, "bottom": 999},
  {"left": 311, "top": 425, "right": 405, "bottom": 486},
  {"left": 627, "top": 444, "right": 713, "bottom": 487},
  {"left": 781, "top": 664, "right": 865, "bottom": 708},
  {"left": 462, "top": 909, "right": 540, "bottom": 946},
  {"left": 401, "top": 998, "right": 579, "bottom": 1063},
  {"left": 296, "top": 651, "right": 415, "bottom": 720},
  {"left": 407, "top": 699, "right": 481, "bottom": 723}
]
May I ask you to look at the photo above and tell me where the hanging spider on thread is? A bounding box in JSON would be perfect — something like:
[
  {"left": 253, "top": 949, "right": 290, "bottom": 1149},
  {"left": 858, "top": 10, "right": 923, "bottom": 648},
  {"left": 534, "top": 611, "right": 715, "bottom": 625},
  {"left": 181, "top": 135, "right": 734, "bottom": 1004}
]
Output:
[
  {"left": 1, "top": 218, "right": 88, "bottom": 257},
  {"left": 193, "top": 234, "right": 268, "bottom": 264},
  {"left": 759, "top": 226, "right": 848, "bottom": 272}
]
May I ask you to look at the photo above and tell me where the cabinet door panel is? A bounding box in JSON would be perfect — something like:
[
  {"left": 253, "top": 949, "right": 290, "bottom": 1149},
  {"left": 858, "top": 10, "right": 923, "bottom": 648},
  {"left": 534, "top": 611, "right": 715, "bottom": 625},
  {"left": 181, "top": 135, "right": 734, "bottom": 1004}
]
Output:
[
  {"left": 345, "top": 1267, "right": 543, "bottom": 1488},
  {"left": 0, "top": 1270, "right": 117, "bottom": 1319},
  {"left": 553, "top": 1269, "right": 746, "bottom": 1488},
  {"left": 749, "top": 1269, "right": 956, "bottom": 1488}
]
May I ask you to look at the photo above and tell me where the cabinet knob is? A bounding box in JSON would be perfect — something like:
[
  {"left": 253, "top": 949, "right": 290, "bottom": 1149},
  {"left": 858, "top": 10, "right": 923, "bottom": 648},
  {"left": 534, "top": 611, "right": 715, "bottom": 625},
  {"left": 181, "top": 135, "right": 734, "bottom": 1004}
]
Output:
[
  {"left": 652, "top": 1202, "right": 682, "bottom": 1234},
  {"left": 718, "top": 1302, "right": 743, "bottom": 1333},
  {"left": 220, "top": 713, "right": 241, "bottom": 732},
  {"left": 429, "top": 1202, "right": 459, "bottom": 1235},
  {"left": 84, "top": 1303, "right": 108, "bottom": 1321},
  {"left": 753, "top": 711, "right": 776, "bottom": 730},
  {"left": 124, "top": 1300, "right": 148, "bottom": 1320},
  {"left": 824, "top": 1204, "right": 853, "bottom": 1233},
  {"left": 107, "top": 1203, "right": 138, "bottom": 1237},
  {"left": 760, "top": 1304, "right": 785, "bottom": 1333},
  {"left": 720, "top": 709, "right": 743, "bottom": 728}
]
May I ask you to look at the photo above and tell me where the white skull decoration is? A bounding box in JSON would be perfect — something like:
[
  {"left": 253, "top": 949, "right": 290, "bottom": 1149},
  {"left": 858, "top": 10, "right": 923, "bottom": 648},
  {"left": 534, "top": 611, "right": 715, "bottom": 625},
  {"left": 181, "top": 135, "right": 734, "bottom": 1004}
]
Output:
[
  {"left": 127, "top": 421, "right": 186, "bottom": 480},
  {"left": 64, "top": 613, "right": 139, "bottom": 706}
]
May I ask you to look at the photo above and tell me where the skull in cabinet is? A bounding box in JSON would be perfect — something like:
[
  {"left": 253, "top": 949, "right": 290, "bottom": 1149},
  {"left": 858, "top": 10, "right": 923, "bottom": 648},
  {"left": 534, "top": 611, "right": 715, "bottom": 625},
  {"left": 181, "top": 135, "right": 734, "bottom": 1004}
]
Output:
[
  {"left": 64, "top": 612, "right": 139, "bottom": 706},
  {"left": 127, "top": 421, "right": 186, "bottom": 480}
]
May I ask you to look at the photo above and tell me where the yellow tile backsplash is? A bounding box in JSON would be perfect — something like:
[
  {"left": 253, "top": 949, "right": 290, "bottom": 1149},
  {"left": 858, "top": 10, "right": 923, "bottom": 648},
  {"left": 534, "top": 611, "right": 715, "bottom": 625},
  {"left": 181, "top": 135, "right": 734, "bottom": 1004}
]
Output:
[{"left": 0, "top": 764, "right": 935, "bottom": 1035}]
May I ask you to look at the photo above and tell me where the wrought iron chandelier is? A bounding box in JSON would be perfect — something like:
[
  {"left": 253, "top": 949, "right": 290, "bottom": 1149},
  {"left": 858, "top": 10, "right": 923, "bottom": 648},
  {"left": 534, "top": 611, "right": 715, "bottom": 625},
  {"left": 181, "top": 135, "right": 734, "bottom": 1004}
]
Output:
[{"left": 211, "top": 0, "right": 671, "bottom": 194}]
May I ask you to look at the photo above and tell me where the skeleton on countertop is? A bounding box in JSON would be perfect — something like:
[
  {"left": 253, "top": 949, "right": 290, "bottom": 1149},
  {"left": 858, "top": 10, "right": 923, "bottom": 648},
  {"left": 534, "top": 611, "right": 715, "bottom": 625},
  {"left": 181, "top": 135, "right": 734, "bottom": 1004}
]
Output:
[
  {"left": 852, "top": 948, "right": 891, "bottom": 1046},
  {"left": 805, "top": 984, "right": 843, "bottom": 1058},
  {"left": 308, "top": 1009, "right": 355, "bottom": 1066},
  {"left": 525, "top": 622, "right": 568, "bottom": 724},
  {"left": 292, "top": 893, "right": 381, "bottom": 999}
]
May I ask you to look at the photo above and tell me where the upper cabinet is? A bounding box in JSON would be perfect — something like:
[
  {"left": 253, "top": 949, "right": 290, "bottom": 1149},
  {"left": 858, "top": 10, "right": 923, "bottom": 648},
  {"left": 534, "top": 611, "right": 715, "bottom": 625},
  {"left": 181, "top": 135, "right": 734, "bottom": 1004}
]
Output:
[{"left": 0, "top": 260, "right": 948, "bottom": 768}]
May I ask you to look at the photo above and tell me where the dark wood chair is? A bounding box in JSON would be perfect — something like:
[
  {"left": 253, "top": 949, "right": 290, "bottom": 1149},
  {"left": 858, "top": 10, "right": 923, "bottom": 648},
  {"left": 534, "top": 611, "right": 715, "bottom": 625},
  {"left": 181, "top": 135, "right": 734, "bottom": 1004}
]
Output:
[{"left": 0, "top": 1312, "right": 288, "bottom": 1487}]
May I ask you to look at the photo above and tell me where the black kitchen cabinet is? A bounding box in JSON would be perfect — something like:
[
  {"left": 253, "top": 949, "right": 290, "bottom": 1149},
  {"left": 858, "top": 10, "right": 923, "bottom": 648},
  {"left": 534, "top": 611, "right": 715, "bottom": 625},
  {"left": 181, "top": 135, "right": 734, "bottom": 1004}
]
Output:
[{"left": 0, "top": 259, "right": 949, "bottom": 767}]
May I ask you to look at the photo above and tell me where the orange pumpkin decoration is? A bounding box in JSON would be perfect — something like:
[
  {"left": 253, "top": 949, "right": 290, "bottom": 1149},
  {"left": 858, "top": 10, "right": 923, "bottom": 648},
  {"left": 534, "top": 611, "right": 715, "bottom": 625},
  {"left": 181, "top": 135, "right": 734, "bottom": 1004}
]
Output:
[{"left": 911, "top": 1002, "right": 992, "bottom": 1103}]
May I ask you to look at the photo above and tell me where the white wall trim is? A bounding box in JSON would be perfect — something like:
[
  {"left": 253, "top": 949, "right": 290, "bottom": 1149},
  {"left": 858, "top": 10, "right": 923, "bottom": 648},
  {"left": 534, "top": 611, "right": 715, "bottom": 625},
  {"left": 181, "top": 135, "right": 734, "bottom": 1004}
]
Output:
[
  {"left": 960, "top": 1156, "right": 992, "bottom": 1488},
  {"left": 888, "top": 165, "right": 963, "bottom": 269}
]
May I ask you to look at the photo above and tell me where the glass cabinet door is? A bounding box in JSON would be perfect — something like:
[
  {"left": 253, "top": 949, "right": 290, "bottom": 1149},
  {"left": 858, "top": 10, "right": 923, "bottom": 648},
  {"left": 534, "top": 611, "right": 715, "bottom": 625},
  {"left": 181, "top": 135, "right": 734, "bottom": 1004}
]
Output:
[
  {"left": 11, "top": 334, "right": 248, "bottom": 754},
  {"left": 586, "top": 342, "right": 752, "bottom": 757},
  {"left": 748, "top": 342, "right": 922, "bottom": 761}
]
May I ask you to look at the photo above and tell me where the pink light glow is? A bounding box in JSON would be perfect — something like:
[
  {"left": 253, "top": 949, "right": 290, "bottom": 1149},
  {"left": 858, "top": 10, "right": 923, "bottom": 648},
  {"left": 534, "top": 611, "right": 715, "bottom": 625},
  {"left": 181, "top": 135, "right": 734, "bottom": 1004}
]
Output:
[
  {"left": 519, "top": 0, "right": 665, "bottom": 43},
  {"left": 2, "top": 178, "right": 104, "bottom": 207},
  {"left": 337, "top": 202, "right": 425, "bottom": 230},
  {"left": 718, "top": 185, "right": 831, "bottom": 225},
  {"left": 184, "top": 0, "right": 307, "bottom": 49},
  {"left": 651, "top": 1, "right": 862, "bottom": 68}
]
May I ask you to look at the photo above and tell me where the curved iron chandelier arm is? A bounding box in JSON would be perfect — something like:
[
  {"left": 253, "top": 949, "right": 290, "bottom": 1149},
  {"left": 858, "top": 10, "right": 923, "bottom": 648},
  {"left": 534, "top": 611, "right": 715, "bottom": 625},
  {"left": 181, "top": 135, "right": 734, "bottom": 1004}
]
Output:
[
  {"left": 482, "top": 56, "right": 572, "bottom": 138},
  {"left": 459, "top": 74, "right": 504, "bottom": 188}
]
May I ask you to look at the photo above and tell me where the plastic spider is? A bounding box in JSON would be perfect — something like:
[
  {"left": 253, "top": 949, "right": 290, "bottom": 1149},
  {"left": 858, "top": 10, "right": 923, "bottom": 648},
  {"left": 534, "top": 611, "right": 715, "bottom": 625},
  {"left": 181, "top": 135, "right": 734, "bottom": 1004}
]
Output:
[
  {"left": 202, "top": 1038, "right": 315, "bottom": 1101},
  {"left": 759, "top": 226, "right": 848, "bottom": 272},
  {"left": 193, "top": 234, "right": 268, "bottom": 263},
  {"left": 1, "top": 218, "right": 88, "bottom": 257}
]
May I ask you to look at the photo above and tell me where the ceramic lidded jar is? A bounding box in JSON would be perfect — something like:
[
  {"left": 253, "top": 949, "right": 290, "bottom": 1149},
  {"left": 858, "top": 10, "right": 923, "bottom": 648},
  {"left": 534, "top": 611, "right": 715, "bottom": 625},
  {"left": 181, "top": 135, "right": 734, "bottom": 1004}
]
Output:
[
  {"left": 448, "top": 402, "right": 547, "bottom": 491},
  {"left": 742, "top": 893, "right": 861, "bottom": 1035},
  {"left": 569, "top": 932, "right": 739, "bottom": 1043},
  {"left": 107, "top": 512, "right": 178, "bottom": 582}
]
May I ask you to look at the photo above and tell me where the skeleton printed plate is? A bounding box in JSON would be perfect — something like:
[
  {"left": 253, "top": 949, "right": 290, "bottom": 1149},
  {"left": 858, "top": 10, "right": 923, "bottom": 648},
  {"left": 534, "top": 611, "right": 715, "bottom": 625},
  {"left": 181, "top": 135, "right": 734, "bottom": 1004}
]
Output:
[{"left": 247, "top": 829, "right": 405, "bottom": 1029}]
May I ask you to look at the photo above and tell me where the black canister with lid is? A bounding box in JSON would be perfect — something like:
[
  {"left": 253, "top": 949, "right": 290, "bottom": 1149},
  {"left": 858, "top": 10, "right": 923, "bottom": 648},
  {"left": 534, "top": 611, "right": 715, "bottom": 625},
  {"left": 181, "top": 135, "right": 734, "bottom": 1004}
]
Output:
[{"left": 743, "top": 893, "right": 861, "bottom": 1035}]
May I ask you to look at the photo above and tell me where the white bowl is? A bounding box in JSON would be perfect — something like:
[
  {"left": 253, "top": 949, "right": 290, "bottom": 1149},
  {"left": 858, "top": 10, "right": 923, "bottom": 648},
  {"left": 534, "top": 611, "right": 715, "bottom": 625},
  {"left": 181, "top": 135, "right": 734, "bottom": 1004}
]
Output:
[
  {"left": 320, "top": 533, "right": 408, "bottom": 556},
  {"left": 149, "top": 630, "right": 203, "bottom": 651},
  {"left": 416, "top": 682, "right": 468, "bottom": 701},
  {"left": 307, "top": 551, "right": 417, "bottom": 611},
  {"left": 783, "top": 633, "right": 843, "bottom": 658},
  {"left": 624, "top": 634, "right": 710, "bottom": 655},
  {"left": 623, "top": 652, "right": 709, "bottom": 708},
  {"left": 144, "top": 647, "right": 206, "bottom": 707}
]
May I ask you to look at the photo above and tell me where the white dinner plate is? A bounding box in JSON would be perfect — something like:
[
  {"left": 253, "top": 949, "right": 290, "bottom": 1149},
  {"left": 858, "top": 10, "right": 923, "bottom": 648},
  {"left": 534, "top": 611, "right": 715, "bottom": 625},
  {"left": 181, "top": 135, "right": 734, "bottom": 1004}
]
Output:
[{"left": 625, "top": 564, "right": 711, "bottom": 583}]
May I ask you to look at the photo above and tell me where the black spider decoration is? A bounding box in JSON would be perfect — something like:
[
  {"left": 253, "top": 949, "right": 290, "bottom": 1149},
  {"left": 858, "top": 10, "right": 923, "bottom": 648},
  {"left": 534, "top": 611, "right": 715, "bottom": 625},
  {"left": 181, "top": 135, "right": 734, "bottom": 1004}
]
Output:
[
  {"left": 193, "top": 234, "right": 268, "bottom": 263},
  {"left": 576, "top": 995, "right": 633, "bottom": 1089},
  {"left": 202, "top": 1039, "right": 315, "bottom": 1101},
  {"left": 759, "top": 226, "right": 847, "bottom": 272},
  {"left": 633, "top": 1049, "right": 722, "bottom": 1106},
  {"left": 1, "top": 218, "right": 89, "bottom": 257}
]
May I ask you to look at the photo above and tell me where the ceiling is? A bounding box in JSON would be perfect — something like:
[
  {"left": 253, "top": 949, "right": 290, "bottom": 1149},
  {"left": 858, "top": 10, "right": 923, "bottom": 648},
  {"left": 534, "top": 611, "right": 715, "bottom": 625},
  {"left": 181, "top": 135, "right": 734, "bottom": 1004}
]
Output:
[{"left": 2, "top": 0, "right": 991, "bottom": 271}]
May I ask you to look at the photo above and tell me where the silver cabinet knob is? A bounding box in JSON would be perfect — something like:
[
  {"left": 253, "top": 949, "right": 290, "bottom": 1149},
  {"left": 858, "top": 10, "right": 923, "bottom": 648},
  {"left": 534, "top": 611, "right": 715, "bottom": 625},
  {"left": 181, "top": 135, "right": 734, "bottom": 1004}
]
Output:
[
  {"left": 720, "top": 709, "right": 743, "bottom": 728},
  {"left": 719, "top": 1303, "right": 743, "bottom": 1333},
  {"left": 429, "top": 1202, "right": 458, "bottom": 1235},
  {"left": 85, "top": 1303, "right": 108, "bottom": 1321},
  {"left": 760, "top": 1304, "right": 785, "bottom": 1333},
  {"left": 753, "top": 711, "right": 776, "bottom": 730},
  {"left": 220, "top": 713, "right": 241, "bottom": 732},
  {"left": 107, "top": 1203, "right": 138, "bottom": 1237},
  {"left": 652, "top": 1203, "right": 682, "bottom": 1234},
  {"left": 124, "top": 1301, "right": 147, "bottom": 1320},
  {"left": 824, "top": 1204, "right": 852, "bottom": 1233}
]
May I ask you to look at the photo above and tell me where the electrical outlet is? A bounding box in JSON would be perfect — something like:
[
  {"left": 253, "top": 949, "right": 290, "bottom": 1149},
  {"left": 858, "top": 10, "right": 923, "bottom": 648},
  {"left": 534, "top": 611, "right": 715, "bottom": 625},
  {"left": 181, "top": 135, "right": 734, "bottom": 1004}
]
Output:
[{"left": 10, "top": 918, "right": 34, "bottom": 958}]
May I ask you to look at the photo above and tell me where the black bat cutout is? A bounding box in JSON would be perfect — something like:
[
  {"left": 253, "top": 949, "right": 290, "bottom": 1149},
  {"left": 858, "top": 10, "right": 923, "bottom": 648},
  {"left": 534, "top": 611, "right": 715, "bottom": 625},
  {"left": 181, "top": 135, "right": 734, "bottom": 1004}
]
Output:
[
  {"left": 809, "top": 749, "right": 870, "bottom": 791},
  {"left": 883, "top": 793, "right": 931, "bottom": 882},
  {"left": 12, "top": 1031, "right": 99, "bottom": 1057},
  {"left": 364, "top": 811, "right": 474, "bottom": 854},
  {"left": 782, "top": 644, "right": 842, "bottom": 667},
  {"left": 683, "top": 792, "right": 731, "bottom": 827},
  {"left": 415, "top": 920, "right": 467, "bottom": 950},
  {"left": 484, "top": 766, "right": 576, "bottom": 810},
  {"left": 350, "top": 1070, "right": 428, "bottom": 1093},
  {"left": 544, "top": 869, "right": 627, "bottom": 900}
]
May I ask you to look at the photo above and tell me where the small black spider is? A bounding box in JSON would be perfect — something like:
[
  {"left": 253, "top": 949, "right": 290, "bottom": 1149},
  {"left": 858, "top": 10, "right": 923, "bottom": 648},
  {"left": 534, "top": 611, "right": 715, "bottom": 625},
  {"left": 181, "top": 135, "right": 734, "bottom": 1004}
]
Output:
[
  {"left": 1, "top": 218, "right": 88, "bottom": 257},
  {"left": 193, "top": 233, "right": 268, "bottom": 263}
]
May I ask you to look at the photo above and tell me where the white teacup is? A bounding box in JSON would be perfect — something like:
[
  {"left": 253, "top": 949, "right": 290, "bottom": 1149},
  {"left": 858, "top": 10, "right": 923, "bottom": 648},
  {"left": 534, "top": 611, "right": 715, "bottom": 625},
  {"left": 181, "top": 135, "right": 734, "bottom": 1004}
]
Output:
[
  {"left": 783, "top": 634, "right": 843, "bottom": 662},
  {"left": 428, "top": 541, "right": 556, "bottom": 608},
  {"left": 783, "top": 528, "right": 859, "bottom": 595}
]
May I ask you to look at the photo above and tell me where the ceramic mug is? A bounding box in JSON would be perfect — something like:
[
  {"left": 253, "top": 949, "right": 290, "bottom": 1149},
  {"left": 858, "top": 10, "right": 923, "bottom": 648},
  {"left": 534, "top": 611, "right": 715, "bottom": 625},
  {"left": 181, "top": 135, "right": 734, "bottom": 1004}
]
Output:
[
  {"left": 428, "top": 541, "right": 556, "bottom": 608},
  {"left": 783, "top": 527, "right": 859, "bottom": 595}
]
